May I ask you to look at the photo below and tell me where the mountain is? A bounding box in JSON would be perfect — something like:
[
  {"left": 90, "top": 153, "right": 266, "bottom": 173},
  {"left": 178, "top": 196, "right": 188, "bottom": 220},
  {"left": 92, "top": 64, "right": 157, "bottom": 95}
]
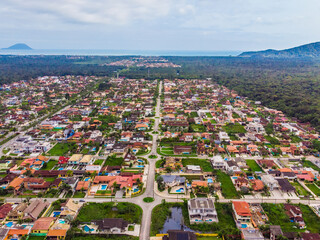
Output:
[
  {"left": 239, "top": 42, "right": 320, "bottom": 58},
  {"left": 2, "top": 43, "right": 33, "bottom": 50}
]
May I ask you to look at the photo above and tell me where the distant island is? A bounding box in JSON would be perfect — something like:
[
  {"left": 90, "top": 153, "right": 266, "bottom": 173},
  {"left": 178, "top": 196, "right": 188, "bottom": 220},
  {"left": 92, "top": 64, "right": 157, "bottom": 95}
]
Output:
[
  {"left": 239, "top": 41, "right": 320, "bottom": 58},
  {"left": 2, "top": 43, "right": 33, "bottom": 50}
]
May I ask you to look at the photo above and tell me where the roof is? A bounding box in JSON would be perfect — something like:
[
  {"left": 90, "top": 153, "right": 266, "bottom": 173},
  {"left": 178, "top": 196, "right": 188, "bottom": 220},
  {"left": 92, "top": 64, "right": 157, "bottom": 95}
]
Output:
[
  {"left": 188, "top": 198, "right": 215, "bottom": 210},
  {"left": 0, "top": 203, "right": 12, "bottom": 219},
  {"left": 68, "top": 154, "right": 83, "bottom": 162},
  {"left": 76, "top": 181, "right": 90, "bottom": 190},
  {"left": 31, "top": 217, "right": 55, "bottom": 230},
  {"left": 7, "top": 176, "right": 24, "bottom": 190},
  {"left": 80, "top": 155, "right": 93, "bottom": 163},
  {"left": 93, "top": 218, "right": 128, "bottom": 230},
  {"left": 47, "top": 229, "right": 67, "bottom": 237},
  {"left": 24, "top": 199, "right": 49, "bottom": 219},
  {"left": 233, "top": 201, "right": 251, "bottom": 216}
]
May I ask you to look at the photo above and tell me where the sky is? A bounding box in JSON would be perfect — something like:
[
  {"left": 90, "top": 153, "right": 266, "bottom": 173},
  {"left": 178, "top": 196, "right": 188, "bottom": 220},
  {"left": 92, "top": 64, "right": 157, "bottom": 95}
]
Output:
[{"left": 1, "top": 0, "right": 320, "bottom": 51}]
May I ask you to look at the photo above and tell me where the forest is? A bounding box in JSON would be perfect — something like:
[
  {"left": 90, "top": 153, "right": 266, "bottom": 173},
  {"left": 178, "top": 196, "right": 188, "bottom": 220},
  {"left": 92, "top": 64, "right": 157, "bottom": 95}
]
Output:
[{"left": 1, "top": 54, "right": 320, "bottom": 128}]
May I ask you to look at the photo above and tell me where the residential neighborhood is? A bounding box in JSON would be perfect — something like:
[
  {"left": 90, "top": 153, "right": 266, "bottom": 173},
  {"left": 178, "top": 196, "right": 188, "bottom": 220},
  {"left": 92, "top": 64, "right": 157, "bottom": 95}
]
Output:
[{"left": 0, "top": 77, "right": 319, "bottom": 240}]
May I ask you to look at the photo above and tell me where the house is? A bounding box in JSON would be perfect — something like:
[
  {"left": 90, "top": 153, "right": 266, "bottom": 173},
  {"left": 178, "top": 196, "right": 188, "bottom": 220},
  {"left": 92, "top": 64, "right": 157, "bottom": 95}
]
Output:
[
  {"left": 86, "top": 165, "right": 101, "bottom": 173},
  {"left": 60, "top": 199, "right": 83, "bottom": 218},
  {"left": 276, "top": 179, "right": 296, "bottom": 193},
  {"left": 0, "top": 203, "right": 12, "bottom": 221},
  {"left": 6, "top": 229, "right": 29, "bottom": 240},
  {"left": 261, "top": 174, "right": 279, "bottom": 191},
  {"left": 47, "top": 229, "right": 68, "bottom": 240},
  {"left": 75, "top": 181, "right": 91, "bottom": 191},
  {"left": 173, "top": 145, "right": 192, "bottom": 155},
  {"left": 226, "top": 161, "right": 241, "bottom": 173},
  {"left": 188, "top": 198, "right": 218, "bottom": 224},
  {"left": 161, "top": 175, "right": 185, "bottom": 188},
  {"left": 284, "top": 204, "right": 305, "bottom": 229},
  {"left": 31, "top": 217, "right": 55, "bottom": 233},
  {"left": 211, "top": 156, "right": 226, "bottom": 170},
  {"left": 251, "top": 180, "right": 264, "bottom": 191},
  {"left": 7, "top": 202, "right": 28, "bottom": 220},
  {"left": 79, "top": 155, "right": 93, "bottom": 166},
  {"left": 24, "top": 199, "right": 49, "bottom": 220},
  {"left": 92, "top": 218, "right": 128, "bottom": 233},
  {"left": 256, "top": 159, "right": 277, "bottom": 169},
  {"left": 186, "top": 165, "right": 202, "bottom": 174},
  {"left": 7, "top": 176, "right": 24, "bottom": 191},
  {"left": 270, "top": 225, "right": 283, "bottom": 240},
  {"left": 58, "top": 156, "right": 69, "bottom": 165},
  {"left": 68, "top": 154, "right": 83, "bottom": 165},
  {"left": 64, "top": 177, "right": 79, "bottom": 190},
  {"left": 163, "top": 230, "right": 197, "bottom": 240},
  {"left": 218, "top": 131, "right": 230, "bottom": 142},
  {"left": 232, "top": 201, "right": 251, "bottom": 223}
]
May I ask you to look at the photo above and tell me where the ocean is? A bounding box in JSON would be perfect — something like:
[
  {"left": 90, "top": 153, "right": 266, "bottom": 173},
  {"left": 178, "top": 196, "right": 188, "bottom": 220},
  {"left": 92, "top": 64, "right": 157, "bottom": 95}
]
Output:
[{"left": 0, "top": 49, "right": 241, "bottom": 56}]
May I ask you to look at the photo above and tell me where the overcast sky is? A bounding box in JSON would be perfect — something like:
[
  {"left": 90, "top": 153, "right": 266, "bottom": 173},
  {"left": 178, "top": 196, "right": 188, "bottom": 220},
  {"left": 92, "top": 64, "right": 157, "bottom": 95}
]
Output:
[{"left": 1, "top": 0, "right": 320, "bottom": 51}]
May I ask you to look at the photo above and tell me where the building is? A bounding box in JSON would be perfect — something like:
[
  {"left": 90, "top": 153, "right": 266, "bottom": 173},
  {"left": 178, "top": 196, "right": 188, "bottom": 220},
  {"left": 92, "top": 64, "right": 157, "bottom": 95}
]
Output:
[
  {"left": 211, "top": 156, "right": 226, "bottom": 170},
  {"left": 188, "top": 198, "right": 218, "bottom": 224},
  {"left": 173, "top": 145, "right": 192, "bottom": 155},
  {"left": 31, "top": 217, "right": 55, "bottom": 233},
  {"left": 186, "top": 165, "right": 202, "bottom": 174},
  {"left": 92, "top": 218, "right": 128, "bottom": 233},
  {"left": 232, "top": 201, "right": 251, "bottom": 223}
]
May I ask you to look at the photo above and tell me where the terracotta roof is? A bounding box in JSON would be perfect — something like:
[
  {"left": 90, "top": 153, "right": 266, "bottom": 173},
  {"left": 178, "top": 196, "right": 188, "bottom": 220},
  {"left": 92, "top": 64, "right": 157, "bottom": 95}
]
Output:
[
  {"left": 47, "top": 229, "right": 67, "bottom": 237},
  {"left": 32, "top": 217, "right": 55, "bottom": 230},
  {"left": 233, "top": 201, "right": 251, "bottom": 216}
]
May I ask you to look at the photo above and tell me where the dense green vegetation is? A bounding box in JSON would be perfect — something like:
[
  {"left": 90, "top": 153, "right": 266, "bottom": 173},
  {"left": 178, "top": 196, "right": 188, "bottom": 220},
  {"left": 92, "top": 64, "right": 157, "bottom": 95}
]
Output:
[
  {"left": 214, "top": 170, "right": 240, "bottom": 198},
  {"left": 2, "top": 55, "right": 320, "bottom": 129},
  {"left": 66, "top": 234, "right": 138, "bottom": 240},
  {"left": 306, "top": 183, "right": 320, "bottom": 196},
  {"left": 77, "top": 202, "right": 142, "bottom": 223}
]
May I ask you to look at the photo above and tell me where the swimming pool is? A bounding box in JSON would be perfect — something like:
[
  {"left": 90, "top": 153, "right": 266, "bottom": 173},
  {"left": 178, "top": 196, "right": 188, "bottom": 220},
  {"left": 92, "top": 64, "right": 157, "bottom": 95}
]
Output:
[
  {"left": 5, "top": 222, "right": 13, "bottom": 227},
  {"left": 58, "top": 167, "right": 64, "bottom": 170},
  {"left": 58, "top": 219, "right": 66, "bottom": 224},
  {"left": 101, "top": 185, "right": 107, "bottom": 190},
  {"left": 83, "top": 225, "right": 94, "bottom": 232},
  {"left": 248, "top": 176, "right": 255, "bottom": 180},
  {"left": 133, "top": 188, "right": 139, "bottom": 193},
  {"left": 207, "top": 178, "right": 213, "bottom": 183},
  {"left": 137, "top": 159, "right": 143, "bottom": 163},
  {"left": 232, "top": 176, "right": 238, "bottom": 180},
  {"left": 176, "top": 188, "right": 185, "bottom": 193},
  {"left": 84, "top": 177, "right": 91, "bottom": 181},
  {"left": 135, "top": 165, "right": 144, "bottom": 168},
  {"left": 241, "top": 224, "right": 248, "bottom": 228},
  {"left": 53, "top": 211, "right": 61, "bottom": 217}
]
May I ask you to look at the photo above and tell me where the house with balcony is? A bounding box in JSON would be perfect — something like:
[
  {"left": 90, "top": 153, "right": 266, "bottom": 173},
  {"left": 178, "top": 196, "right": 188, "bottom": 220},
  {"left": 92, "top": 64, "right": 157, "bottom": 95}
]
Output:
[{"left": 188, "top": 198, "right": 218, "bottom": 224}]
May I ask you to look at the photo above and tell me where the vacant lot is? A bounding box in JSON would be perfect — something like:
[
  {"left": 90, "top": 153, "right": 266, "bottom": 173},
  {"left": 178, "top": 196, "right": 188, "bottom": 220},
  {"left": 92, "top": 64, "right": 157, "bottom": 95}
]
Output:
[
  {"left": 182, "top": 158, "right": 213, "bottom": 172},
  {"left": 48, "top": 142, "right": 76, "bottom": 156},
  {"left": 215, "top": 170, "right": 240, "bottom": 199},
  {"left": 246, "top": 160, "right": 263, "bottom": 172},
  {"left": 103, "top": 155, "right": 124, "bottom": 166},
  {"left": 291, "top": 181, "right": 312, "bottom": 197},
  {"left": 302, "top": 160, "right": 320, "bottom": 172},
  {"left": 42, "top": 160, "right": 58, "bottom": 170},
  {"left": 223, "top": 123, "right": 246, "bottom": 134},
  {"left": 77, "top": 202, "right": 142, "bottom": 224},
  {"left": 306, "top": 183, "right": 320, "bottom": 196}
]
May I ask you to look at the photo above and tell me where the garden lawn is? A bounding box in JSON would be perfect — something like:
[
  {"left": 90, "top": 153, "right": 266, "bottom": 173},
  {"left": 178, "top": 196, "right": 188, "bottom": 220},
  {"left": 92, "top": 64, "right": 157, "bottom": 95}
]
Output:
[
  {"left": 190, "top": 124, "right": 206, "bottom": 132},
  {"left": 246, "top": 160, "right": 263, "bottom": 172},
  {"left": 94, "top": 159, "right": 104, "bottom": 165},
  {"left": 206, "top": 112, "right": 213, "bottom": 118},
  {"left": 306, "top": 183, "right": 320, "bottom": 196},
  {"left": 42, "top": 160, "right": 58, "bottom": 170},
  {"left": 182, "top": 158, "right": 213, "bottom": 172},
  {"left": 77, "top": 202, "right": 142, "bottom": 224},
  {"left": 299, "top": 204, "right": 320, "bottom": 233},
  {"left": 73, "top": 192, "right": 86, "bottom": 198},
  {"left": 290, "top": 181, "right": 312, "bottom": 197},
  {"left": 48, "top": 142, "right": 76, "bottom": 156},
  {"left": 103, "top": 155, "right": 124, "bottom": 166},
  {"left": 223, "top": 124, "right": 246, "bottom": 134},
  {"left": 302, "top": 160, "right": 320, "bottom": 172},
  {"left": 215, "top": 170, "right": 240, "bottom": 199}
]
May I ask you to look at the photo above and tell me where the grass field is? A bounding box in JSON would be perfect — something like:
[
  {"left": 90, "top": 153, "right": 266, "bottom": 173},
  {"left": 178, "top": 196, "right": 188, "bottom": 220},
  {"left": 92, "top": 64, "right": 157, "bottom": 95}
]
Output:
[
  {"left": 246, "top": 159, "right": 263, "bottom": 172},
  {"left": 291, "top": 181, "right": 312, "bottom": 197},
  {"left": 223, "top": 123, "right": 246, "bottom": 134},
  {"left": 48, "top": 142, "right": 76, "bottom": 156},
  {"left": 77, "top": 202, "right": 142, "bottom": 224},
  {"left": 302, "top": 160, "right": 320, "bottom": 172},
  {"left": 306, "top": 183, "right": 320, "bottom": 196},
  {"left": 42, "top": 160, "right": 58, "bottom": 170},
  {"left": 261, "top": 203, "right": 301, "bottom": 232},
  {"left": 182, "top": 158, "right": 213, "bottom": 172},
  {"left": 299, "top": 204, "right": 320, "bottom": 233},
  {"left": 73, "top": 192, "right": 86, "bottom": 198},
  {"left": 103, "top": 155, "right": 124, "bottom": 166},
  {"left": 190, "top": 124, "right": 206, "bottom": 132},
  {"left": 206, "top": 112, "right": 213, "bottom": 118},
  {"left": 94, "top": 159, "right": 104, "bottom": 165},
  {"left": 215, "top": 170, "right": 240, "bottom": 199}
]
